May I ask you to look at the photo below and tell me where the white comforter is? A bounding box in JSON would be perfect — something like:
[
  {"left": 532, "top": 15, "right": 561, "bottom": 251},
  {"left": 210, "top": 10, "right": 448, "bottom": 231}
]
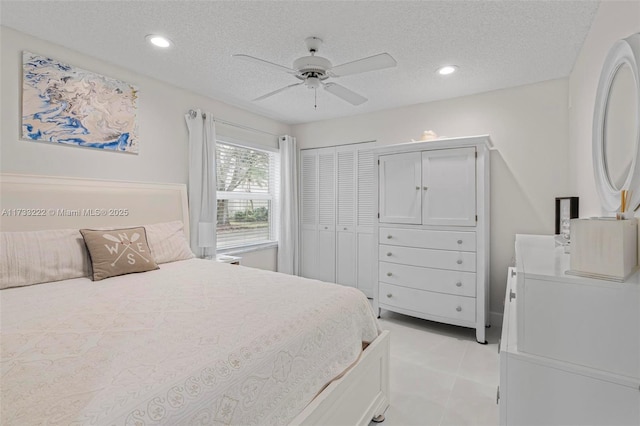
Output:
[{"left": 0, "top": 259, "right": 379, "bottom": 425}]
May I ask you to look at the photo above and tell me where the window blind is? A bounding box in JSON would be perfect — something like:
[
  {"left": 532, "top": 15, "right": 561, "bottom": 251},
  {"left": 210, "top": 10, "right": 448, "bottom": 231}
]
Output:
[{"left": 216, "top": 141, "right": 278, "bottom": 250}]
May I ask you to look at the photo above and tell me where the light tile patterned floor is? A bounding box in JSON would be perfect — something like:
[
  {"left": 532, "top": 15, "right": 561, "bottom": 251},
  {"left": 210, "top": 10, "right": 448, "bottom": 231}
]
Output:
[{"left": 370, "top": 311, "right": 500, "bottom": 426}]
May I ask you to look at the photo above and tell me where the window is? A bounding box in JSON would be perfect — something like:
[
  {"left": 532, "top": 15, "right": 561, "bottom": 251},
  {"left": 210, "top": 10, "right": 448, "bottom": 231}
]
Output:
[{"left": 216, "top": 141, "right": 279, "bottom": 251}]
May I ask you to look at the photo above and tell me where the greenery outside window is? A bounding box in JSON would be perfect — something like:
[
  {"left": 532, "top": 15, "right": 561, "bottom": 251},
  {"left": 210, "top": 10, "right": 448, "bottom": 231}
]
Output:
[{"left": 216, "top": 140, "right": 279, "bottom": 251}]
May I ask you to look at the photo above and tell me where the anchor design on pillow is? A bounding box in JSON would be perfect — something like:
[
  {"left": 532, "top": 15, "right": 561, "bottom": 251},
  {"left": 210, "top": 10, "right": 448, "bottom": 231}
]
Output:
[{"left": 102, "top": 232, "right": 150, "bottom": 266}]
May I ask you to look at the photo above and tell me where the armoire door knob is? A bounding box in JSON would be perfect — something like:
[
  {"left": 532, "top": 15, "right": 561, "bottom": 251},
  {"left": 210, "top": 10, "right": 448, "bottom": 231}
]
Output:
[
  {"left": 415, "top": 186, "right": 420, "bottom": 190},
  {"left": 423, "top": 186, "right": 428, "bottom": 190}
]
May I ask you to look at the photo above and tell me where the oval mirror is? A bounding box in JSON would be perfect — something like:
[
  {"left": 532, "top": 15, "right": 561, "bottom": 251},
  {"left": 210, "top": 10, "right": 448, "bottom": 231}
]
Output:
[
  {"left": 593, "top": 33, "right": 640, "bottom": 212},
  {"left": 604, "top": 63, "right": 638, "bottom": 191}
]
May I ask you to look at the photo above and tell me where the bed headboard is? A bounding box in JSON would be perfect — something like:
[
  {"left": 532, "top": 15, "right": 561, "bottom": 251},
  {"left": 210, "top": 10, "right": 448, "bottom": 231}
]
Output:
[{"left": 0, "top": 174, "right": 189, "bottom": 238}]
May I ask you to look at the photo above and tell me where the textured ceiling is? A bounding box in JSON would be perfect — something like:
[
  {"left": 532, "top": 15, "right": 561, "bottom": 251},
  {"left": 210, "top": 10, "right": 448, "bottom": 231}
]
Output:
[{"left": 1, "top": 1, "right": 599, "bottom": 125}]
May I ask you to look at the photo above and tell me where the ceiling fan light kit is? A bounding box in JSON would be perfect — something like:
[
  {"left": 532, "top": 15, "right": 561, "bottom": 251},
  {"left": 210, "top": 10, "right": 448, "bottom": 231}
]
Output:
[{"left": 233, "top": 36, "right": 397, "bottom": 106}]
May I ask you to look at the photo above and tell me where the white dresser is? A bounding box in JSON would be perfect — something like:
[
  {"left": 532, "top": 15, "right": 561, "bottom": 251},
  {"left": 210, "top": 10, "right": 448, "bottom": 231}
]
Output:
[
  {"left": 499, "top": 234, "right": 640, "bottom": 425},
  {"left": 373, "top": 135, "right": 491, "bottom": 343}
]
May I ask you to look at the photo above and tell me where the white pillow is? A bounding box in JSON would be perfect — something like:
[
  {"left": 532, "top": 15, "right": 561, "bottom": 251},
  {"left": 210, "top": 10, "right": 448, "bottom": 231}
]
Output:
[
  {"left": 0, "top": 229, "right": 90, "bottom": 289},
  {"left": 144, "top": 221, "right": 195, "bottom": 264}
]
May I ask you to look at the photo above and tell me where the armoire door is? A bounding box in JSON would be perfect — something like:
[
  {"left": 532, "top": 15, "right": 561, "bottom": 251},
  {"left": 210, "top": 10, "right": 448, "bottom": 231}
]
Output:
[
  {"left": 300, "top": 150, "right": 319, "bottom": 279},
  {"left": 336, "top": 146, "right": 356, "bottom": 287},
  {"left": 317, "top": 147, "right": 336, "bottom": 283},
  {"left": 379, "top": 152, "right": 422, "bottom": 224},
  {"left": 422, "top": 147, "right": 476, "bottom": 226}
]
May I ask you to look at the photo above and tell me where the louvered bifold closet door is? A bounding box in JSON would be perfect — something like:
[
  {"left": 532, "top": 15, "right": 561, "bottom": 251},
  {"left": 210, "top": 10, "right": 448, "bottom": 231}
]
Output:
[
  {"left": 317, "top": 147, "right": 337, "bottom": 283},
  {"left": 336, "top": 146, "right": 356, "bottom": 287},
  {"left": 356, "top": 146, "right": 376, "bottom": 297},
  {"left": 300, "top": 150, "right": 319, "bottom": 279}
]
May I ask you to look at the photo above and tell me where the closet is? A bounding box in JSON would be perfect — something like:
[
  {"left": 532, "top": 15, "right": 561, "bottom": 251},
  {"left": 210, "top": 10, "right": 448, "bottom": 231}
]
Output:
[
  {"left": 373, "top": 135, "right": 491, "bottom": 343},
  {"left": 299, "top": 142, "right": 376, "bottom": 297}
]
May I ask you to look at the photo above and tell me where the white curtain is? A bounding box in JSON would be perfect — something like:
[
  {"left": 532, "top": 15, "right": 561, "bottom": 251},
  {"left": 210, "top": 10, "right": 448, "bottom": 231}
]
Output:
[
  {"left": 277, "top": 135, "right": 299, "bottom": 275},
  {"left": 185, "top": 109, "right": 216, "bottom": 259}
]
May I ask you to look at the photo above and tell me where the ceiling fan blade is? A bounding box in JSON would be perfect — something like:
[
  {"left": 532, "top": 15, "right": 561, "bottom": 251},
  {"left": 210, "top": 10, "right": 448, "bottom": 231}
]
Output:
[
  {"left": 323, "top": 82, "right": 367, "bottom": 105},
  {"left": 329, "top": 53, "right": 397, "bottom": 77},
  {"left": 232, "top": 54, "right": 297, "bottom": 74},
  {"left": 253, "top": 82, "right": 303, "bottom": 101}
]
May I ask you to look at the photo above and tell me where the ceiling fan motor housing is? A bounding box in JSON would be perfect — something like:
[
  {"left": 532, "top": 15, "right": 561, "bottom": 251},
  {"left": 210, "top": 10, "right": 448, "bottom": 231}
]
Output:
[{"left": 293, "top": 56, "right": 332, "bottom": 80}]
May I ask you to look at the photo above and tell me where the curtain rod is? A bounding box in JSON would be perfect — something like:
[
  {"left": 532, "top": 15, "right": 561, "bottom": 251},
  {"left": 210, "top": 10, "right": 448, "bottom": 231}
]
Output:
[{"left": 188, "top": 109, "right": 279, "bottom": 137}]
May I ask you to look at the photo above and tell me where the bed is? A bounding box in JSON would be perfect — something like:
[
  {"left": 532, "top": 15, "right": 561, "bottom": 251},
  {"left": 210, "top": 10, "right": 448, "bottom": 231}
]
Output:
[{"left": 0, "top": 173, "right": 390, "bottom": 426}]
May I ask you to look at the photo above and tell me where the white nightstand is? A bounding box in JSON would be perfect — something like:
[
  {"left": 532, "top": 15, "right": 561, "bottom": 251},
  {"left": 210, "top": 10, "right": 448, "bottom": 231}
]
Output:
[{"left": 215, "top": 255, "right": 241, "bottom": 265}]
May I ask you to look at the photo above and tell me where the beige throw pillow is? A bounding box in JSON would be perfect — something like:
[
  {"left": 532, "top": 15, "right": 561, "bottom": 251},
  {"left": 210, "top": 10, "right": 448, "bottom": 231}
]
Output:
[{"left": 80, "top": 227, "right": 159, "bottom": 281}]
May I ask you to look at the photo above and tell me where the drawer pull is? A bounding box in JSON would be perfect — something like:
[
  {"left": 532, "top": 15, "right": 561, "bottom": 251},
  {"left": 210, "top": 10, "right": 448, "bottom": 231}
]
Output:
[
  {"left": 457, "top": 239, "right": 463, "bottom": 244},
  {"left": 386, "top": 272, "right": 392, "bottom": 277},
  {"left": 387, "top": 235, "right": 392, "bottom": 239},
  {"left": 386, "top": 293, "right": 392, "bottom": 298},
  {"left": 456, "top": 281, "right": 462, "bottom": 287},
  {"left": 456, "top": 306, "right": 462, "bottom": 312},
  {"left": 386, "top": 252, "right": 392, "bottom": 257},
  {"left": 457, "top": 259, "right": 463, "bottom": 265}
]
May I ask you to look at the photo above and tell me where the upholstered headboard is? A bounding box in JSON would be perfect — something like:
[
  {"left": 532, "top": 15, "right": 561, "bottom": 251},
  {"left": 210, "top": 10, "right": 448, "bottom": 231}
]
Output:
[{"left": 0, "top": 174, "right": 189, "bottom": 238}]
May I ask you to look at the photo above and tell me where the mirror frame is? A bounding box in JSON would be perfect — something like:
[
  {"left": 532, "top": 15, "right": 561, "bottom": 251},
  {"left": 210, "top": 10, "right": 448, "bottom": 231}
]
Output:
[{"left": 593, "top": 33, "right": 640, "bottom": 212}]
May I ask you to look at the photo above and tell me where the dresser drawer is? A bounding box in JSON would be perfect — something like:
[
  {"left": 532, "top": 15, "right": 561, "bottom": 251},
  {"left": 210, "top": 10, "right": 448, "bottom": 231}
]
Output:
[
  {"left": 379, "top": 282, "right": 476, "bottom": 323},
  {"left": 380, "top": 227, "right": 476, "bottom": 252},
  {"left": 379, "top": 244, "right": 476, "bottom": 272},
  {"left": 379, "top": 262, "right": 476, "bottom": 297}
]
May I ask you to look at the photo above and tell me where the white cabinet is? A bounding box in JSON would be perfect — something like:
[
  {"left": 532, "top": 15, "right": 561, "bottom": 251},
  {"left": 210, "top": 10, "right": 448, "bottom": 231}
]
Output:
[
  {"left": 299, "top": 142, "right": 377, "bottom": 297},
  {"left": 379, "top": 152, "right": 422, "bottom": 224},
  {"left": 422, "top": 147, "right": 476, "bottom": 226},
  {"left": 499, "top": 235, "right": 640, "bottom": 425},
  {"left": 373, "top": 136, "right": 491, "bottom": 343}
]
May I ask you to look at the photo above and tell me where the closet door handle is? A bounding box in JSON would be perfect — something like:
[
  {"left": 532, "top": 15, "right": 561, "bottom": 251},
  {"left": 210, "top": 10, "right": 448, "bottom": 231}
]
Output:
[{"left": 423, "top": 186, "right": 428, "bottom": 190}]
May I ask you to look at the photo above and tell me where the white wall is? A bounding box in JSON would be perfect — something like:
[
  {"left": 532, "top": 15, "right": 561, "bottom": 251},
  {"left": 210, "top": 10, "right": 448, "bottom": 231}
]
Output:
[
  {"left": 569, "top": 1, "right": 640, "bottom": 217},
  {"left": 293, "top": 78, "right": 571, "bottom": 316},
  {"left": 0, "top": 27, "right": 289, "bottom": 270}
]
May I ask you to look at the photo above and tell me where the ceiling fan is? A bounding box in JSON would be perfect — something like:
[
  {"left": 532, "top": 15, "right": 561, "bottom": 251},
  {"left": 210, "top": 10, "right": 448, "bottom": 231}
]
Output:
[{"left": 233, "top": 37, "right": 397, "bottom": 106}]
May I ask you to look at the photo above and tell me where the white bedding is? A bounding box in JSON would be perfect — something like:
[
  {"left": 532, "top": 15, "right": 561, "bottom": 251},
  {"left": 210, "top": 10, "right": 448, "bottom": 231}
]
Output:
[{"left": 0, "top": 259, "right": 380, "bottom": 425}]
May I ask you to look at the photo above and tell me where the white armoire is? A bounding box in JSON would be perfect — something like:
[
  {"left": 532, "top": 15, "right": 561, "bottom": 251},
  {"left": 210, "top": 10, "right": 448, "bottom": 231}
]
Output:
[
  {"left": 373, "top": 135, "right": 491, "bottom": 343},
  {"left": 299, "top": 142, "right": 377, "bottom": 297}
]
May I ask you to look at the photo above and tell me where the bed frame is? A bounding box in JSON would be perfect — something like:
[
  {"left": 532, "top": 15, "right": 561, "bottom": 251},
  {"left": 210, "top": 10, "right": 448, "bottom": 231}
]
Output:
[{"left": 0, "top": 173, "right": 390, "bottom": 425}]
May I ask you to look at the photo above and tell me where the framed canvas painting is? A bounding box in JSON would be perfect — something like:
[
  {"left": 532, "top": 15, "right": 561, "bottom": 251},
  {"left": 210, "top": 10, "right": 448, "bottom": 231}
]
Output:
[{"left": 21, "top": 51, "right": 139, "bottom": 154}]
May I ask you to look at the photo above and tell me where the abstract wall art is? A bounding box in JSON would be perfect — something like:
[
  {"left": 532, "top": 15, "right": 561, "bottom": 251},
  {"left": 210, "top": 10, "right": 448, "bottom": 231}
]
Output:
[{"left": 21, "top": 51, "right": 139, "bottom": 154}]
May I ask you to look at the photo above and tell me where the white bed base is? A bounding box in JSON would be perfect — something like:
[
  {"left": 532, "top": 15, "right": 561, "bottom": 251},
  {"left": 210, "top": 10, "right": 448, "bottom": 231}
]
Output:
[{"left": 0, "top": 173, "right": 390, "bottom": 425}]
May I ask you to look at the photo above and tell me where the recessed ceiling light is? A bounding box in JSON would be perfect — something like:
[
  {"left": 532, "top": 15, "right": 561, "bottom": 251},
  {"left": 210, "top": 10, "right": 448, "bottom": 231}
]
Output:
[
  {"left": 146, "top": 35, "right": 172, "bottom": 48},
  {"left": 438, "top": 65, "right": 458, "bottom": 75}
]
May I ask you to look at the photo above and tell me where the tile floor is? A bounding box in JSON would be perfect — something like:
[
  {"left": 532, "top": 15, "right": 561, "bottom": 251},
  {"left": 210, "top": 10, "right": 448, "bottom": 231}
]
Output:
[{"left": 370, "top": 310, "right": 501, "bottom": 426}]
